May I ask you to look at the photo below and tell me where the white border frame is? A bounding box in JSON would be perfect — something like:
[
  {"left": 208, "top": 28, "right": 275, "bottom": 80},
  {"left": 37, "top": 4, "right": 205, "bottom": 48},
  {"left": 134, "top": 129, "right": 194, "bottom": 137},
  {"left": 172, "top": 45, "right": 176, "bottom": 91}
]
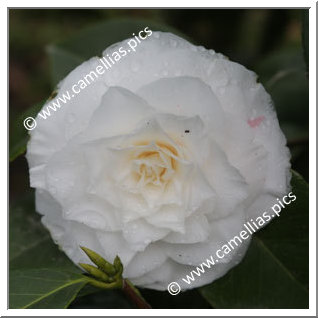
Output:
[{"left": 2, "top": 1, "right": 316, "bottom": 316}]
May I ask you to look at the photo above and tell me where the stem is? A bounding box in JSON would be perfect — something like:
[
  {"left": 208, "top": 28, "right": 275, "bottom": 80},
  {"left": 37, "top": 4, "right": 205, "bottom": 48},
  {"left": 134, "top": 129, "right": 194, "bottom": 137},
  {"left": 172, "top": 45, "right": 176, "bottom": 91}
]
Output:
[{"left": 122, "top": 279, "right": 152, "bottom": 309}]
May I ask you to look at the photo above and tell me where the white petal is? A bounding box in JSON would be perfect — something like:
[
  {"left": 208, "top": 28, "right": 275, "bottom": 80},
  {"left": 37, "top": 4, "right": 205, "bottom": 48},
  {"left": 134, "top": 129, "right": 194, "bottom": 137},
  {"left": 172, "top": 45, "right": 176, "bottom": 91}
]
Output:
[
  {"left": 199, "top": 138, "right": 249, "bottom": 218},
  {"left": 63, "top": 195, "right": 121, "bottom": 231},
  {"left": 37, "top": 190, "right": 106, "bottom": 266},
  {"left": 163, "top": 214, "right": 210, "bottom": 244},
  {"left": 27, "top": 57, "right": 108, "bottom": 169},
  {"left": 159, "top": 209, "right": 247, "bottom": 266},
  {"left": 44, "top": 146, "right": 87, "bottom": 205},
  {"left": 101, "top": 32, "right": 225, "bottom": 93},
  {"left": 124, "top": 243, "right": 167, "bottom": 278},
  {"left": 29, "top": 164, "right": 46, "bottom": 189},
  {"left": 122, "top": 219, "right": 169, "bottom": 251},
  {"left": 137, "top": 76, "right": 225, "bottom": 134},
  {"left": 83, "top": 86, "right": 154, "bottom": 141},
  {"left": 96, "top": 231, "right": 137, "bottom": 265},
  {"left": 146, "top": 205, "right": 186, "bottom": 233}
]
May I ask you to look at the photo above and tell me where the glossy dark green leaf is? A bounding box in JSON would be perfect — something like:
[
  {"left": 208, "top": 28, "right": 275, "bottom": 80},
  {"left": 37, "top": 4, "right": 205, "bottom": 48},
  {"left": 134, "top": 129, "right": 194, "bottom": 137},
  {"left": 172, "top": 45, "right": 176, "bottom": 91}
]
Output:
[
  {"left": 9, "top": 191, "right": 77, "bottom": 270},
  {"left": 9, "top": 268, "right": 87, "bottom": 308},
  {"left": 47, "top": 19, "right": 188, "bottom": 86},
  {"left": 9, "top": 192, "right": 89, "bottom": 308},
  {"left": 9, "top": 100, "right": 45, "bottom": 162},
  {"left": 200, "top": 171, "right": 309, "bottom": 308},
  {"left": 256, "top": 47, "right": 308, "bottom": 128},
  {"left": 255, "top": 47, "right": 309, "bottom": 181}
]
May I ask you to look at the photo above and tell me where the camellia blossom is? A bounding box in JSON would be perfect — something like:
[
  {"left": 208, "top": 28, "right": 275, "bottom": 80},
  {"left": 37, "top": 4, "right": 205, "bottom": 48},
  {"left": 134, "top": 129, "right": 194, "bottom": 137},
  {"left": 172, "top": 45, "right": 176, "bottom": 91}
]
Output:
[{"left": 27, "top": 32, "right": 291, "bottom": 291}]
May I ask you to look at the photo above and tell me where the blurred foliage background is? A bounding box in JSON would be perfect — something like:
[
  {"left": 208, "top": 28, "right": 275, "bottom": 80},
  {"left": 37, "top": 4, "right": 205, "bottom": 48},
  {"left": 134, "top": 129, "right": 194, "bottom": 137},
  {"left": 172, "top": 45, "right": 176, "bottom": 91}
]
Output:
[{"left": 9, "top": 9, "right": 309, "bottom": 309}]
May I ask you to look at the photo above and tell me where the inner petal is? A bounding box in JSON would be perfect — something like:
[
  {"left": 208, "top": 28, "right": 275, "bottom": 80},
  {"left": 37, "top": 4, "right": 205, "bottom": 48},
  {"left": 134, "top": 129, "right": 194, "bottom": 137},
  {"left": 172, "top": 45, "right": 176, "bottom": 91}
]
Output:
[{"left": 132, "top": 141, "right": 179, "bottom": 189}]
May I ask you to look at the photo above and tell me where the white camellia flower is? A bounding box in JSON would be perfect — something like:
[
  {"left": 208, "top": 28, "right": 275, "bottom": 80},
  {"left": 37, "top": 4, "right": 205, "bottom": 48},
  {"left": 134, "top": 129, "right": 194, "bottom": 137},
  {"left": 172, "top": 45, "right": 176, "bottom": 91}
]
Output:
[{"left": 27, "top": 31, "right": 291, "bottom": 291}]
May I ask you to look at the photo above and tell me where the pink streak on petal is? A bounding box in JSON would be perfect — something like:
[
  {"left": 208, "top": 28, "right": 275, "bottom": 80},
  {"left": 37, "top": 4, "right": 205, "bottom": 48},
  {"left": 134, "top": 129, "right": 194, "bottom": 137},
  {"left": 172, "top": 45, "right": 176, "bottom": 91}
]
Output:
[{"left": 248, "top": 116, "right": 265, "bottom": 128}]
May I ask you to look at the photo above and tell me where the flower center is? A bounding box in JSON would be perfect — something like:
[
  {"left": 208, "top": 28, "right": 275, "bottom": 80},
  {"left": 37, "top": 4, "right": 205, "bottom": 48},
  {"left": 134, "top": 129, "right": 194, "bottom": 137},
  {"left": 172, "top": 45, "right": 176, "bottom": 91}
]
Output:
[{"left": 132, "top": 141, "right": 179, "bottom": 188}]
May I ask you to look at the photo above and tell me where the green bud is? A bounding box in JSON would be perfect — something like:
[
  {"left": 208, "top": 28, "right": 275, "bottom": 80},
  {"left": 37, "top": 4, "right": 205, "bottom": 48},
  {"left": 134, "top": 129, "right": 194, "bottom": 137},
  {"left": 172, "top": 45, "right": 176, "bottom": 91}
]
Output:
[
  {"left": 114, "top": 255, "right": 123, "bottom": 272},
  {"left": 87, "top": 278, "right": 123, "bottom": 290},
  {"left": 79, "top": 263, "right": 113, "bottom": 283},
  {"left": 113, "top": 255, "right": 123, "bottom": 280},
  {"left": 80, "top": 246, "right": 116, "bottom": 275}
]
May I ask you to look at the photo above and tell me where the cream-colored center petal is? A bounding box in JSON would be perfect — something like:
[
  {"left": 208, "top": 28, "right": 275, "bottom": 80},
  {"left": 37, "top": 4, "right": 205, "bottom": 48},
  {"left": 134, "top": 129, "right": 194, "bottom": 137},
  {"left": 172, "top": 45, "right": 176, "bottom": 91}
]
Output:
[{"left": 131, "top": 141, "right": 179, "bottom": 189}]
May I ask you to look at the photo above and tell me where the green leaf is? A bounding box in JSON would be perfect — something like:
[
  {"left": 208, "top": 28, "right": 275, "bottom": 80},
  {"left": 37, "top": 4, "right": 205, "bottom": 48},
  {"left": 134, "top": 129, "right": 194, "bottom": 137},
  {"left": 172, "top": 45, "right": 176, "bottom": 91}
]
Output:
[
  {"left": 255, "top": 46, "right": 309, "bottom": 179},
  {"left": 9, "top": 192, "right": 89, "bottom": 308},
  {"left": 47, "top": 45, "right": 84, "bottom": 88},
  {"left": 75, "top": 283, "right": 103, "bottom": 298},
  {"left": 256, "top": 47, "right": 308, "bottom": 129},
  {"left": 9, "top": 100, "right": 45, "bottom": 162},
  {"left": 9, "top": 191, "right": 77, "bottom": 270},
  {"left": 9, "top": 268, "right": 87, "bottom": 308},
  {"left": 200, "top": 170, "right": 309, "bottom": 308},
  {"left": 47, "top": 18, "right": 189, "bottom": 86}
]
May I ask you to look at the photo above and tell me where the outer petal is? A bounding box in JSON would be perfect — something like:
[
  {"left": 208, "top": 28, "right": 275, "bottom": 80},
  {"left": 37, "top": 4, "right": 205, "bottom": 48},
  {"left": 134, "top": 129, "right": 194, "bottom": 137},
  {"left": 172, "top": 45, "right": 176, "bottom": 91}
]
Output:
[
  {"left": 159, "top": 208, "right": 247, "bottom": 267},
  {"left": 27, "top": 58, "right": 108, "bottom": 168},
  {"left": 122, "top": 219, "right": 169, "bottom": 251},
  {"left": 124, "top": 244, "right": 167, "bottom": 278},
  {"left": 37, "top": 190, "right": 106, "bottom": 266}
]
